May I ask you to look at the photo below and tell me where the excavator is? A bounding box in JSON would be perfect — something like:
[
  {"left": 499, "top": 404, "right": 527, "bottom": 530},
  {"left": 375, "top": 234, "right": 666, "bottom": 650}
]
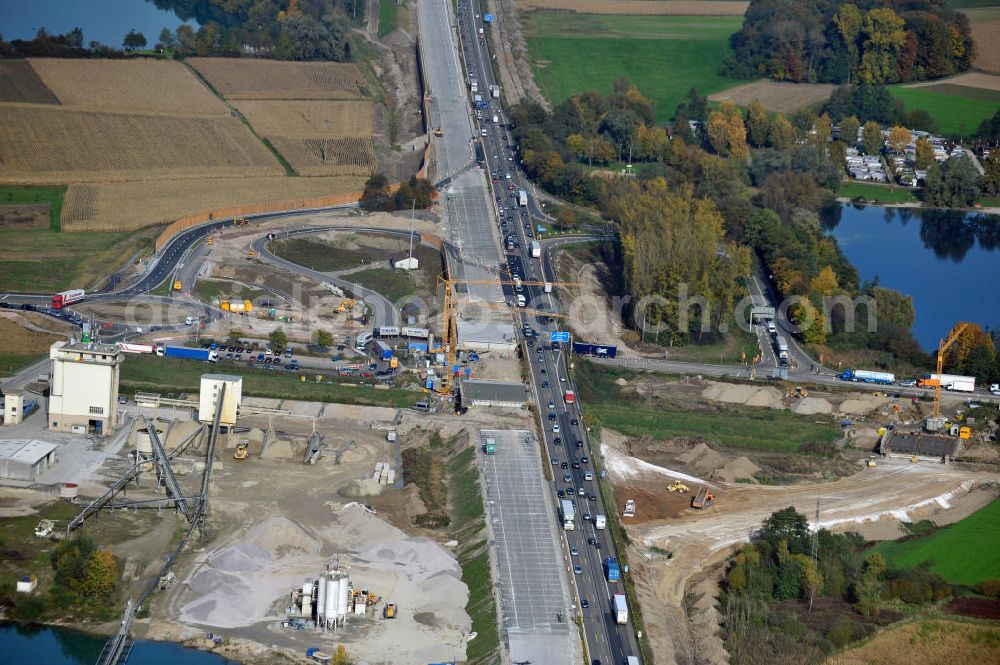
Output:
[
  {"left": 335, "top": 298, "right": 356, "bottom": 313},
  {"left": 667, "top": 480, "right": 689, "bottom": 494},
  {"left": 383, "top": 603, "right": 397, "bottom": 619},
  {"left": 433, "top": 127, "right": 444, "bottom": 137},
  {"left": 234, "top": 441, "right": 248, "bottom": 460}
]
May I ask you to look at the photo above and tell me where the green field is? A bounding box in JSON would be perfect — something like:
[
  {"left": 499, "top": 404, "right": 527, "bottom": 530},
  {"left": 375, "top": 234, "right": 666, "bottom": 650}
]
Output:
[
  {"left": 120, "top": 354, "right": 418, "bottom": 408},
  {"left": 875, "top": 499, "right": 1000, "bottom": 585},
  {"left": 838, "top": 182, "right": 921, "bottom": 204},
  {"left": 524, "top": 12, "right": 742, "bottom": 122},
  {"left": 0, "top": 353, "right": 48, "bottom": 376},
  {"left": 378, "top": 0, "right": 400, "bottom": 37},
  {"left": 890, "top": 85, "right": 999, "bottom": 136},
  {"left": 350, "top": 267, "right": 416, "bottom": 303},
  {"left": 0, "top": 185, "right": 66, "bottom": 231}
]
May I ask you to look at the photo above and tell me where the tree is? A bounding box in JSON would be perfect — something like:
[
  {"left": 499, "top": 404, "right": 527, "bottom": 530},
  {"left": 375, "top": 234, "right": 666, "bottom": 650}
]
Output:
[
  {"left": 360, "top": 172, "right": 392, "bottom": 211},
  {"left": 833, "top": 3, "right": 864, "bottom": 81},
  {"left": 886, "top": 126, "right": 911, "bottom": 154},
  {"left": 915, "top": 137, "right": 935, "bottom": 170},
  {"left": 924, "top": 155, "right": 979, "bottom": 207},
  {"left": 839, "top": 115, "right": 860, "bottom": 147},
  {"left": 158, "top": 27, "right": 176, "bottom": 51},
  {"left": 228, "top": 327, "right": 246, "bottom": 341},
  {"left": 706, "top": 102, "right": 748, "bottom": 159},
  {"left": 123, "top": 29, "right": 147, "bottom": 51},
  {"left": 979, "top": 150, "right": 1000, "bottom": 195},
  {"left": 855, "top": 552, "right": 886, "bottom": 617},
  {"left": 83, "top": 547, "right": 118, "bottom": 601},
  {"left": 813, "top": 113, "right": 832, "bottom": 152},
  {"left": 759, "top": 507, "right": 811, "bottom": 553},
  {"left": 314, "top": 329, "right": 334, "bottom": 347},
  {"left": 795, "top": 554, "right": 823, "bottom": 612},
  {"left": 769, "top": 114, "right": 795, "bottom": 151},
  {"left": 269, "top": 328, "right": 288, "bottom": 353},
  {"left": 810, "top": 266, "right": 839, "bottom": 296},
  {"left": 332, "top": 644, "right": 350, "bottom": 665},
  {"left": 746, "top": 99, "right": 770, "bottom": 148},
  {"left": 859, "top": 8, "right": 906, "bottom": 84},
  {"left": 566, "top": 133, "right": 585, "bottom": 159},
  {"left": 861, "top": 120, "right": 882, "bottom": 155}
]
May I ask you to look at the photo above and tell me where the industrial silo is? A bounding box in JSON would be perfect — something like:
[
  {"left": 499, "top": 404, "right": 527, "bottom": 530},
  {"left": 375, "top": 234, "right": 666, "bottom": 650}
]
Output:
[
  {"left": 336, "top": 577, "right": 349, "bottom": 624},
  {"left": 316, "top": 576, "right": 327, "bottom": 625},
  {"left": 325, "top": 575, "right": 339, "bottom": 626}
]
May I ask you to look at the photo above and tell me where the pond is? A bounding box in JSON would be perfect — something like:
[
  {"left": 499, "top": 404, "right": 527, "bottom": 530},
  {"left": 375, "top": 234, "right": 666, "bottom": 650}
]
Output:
[
  {"left": 0, "top": 623, "right": 239, "bottom": 665},
  {"left": 0, "top": 0, "right": 197, "bottom": 48},
  {"left": 823, "top": 204, "right": 1000, "bottom": 351}
]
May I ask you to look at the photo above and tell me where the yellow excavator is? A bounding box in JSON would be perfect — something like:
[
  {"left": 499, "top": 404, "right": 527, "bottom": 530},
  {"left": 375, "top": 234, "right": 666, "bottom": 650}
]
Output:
[
  {"left": 383, "top": 603, "right": 397, "bottom": 619},
  {"left": 335, "top": 298, "right": 356, "bottom": 313},
  {"left": 667, "top": 480, "right": 689, "bottom": 494},
  {"left": 433, "top": 127, "right": 444, "bottom": 137},
  {"left": 234, "top": 441, "right": 248, "bottom": 460}
]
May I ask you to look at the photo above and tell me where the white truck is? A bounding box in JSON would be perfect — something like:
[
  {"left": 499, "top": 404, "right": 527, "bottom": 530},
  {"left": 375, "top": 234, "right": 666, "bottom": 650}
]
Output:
[
  {"left": 530, "top": 240, "right": 541, "bottom": 258},
  {"left": 560, "top": 499, "right": 575, "bottom": 530},
  {"left": 627, "top": 657, "right": 640, "bottom": 665},
  {"left": 516, "top": 294, "right": 526, "bottom": 307},
  {"left": 594, "top": 514, "right": 606, "bottom": 529},
  {"left": 613, "top": 593, "right": 628, "bottom": 624},
  {"left": 490, "top": 84, "right": 500, "bottom": 99},
  {"left": 518, "top": 189, "right": 528, "bottom": 207},
  {"left": 492, "top": 114, "right": 499, "bottom": 123}
]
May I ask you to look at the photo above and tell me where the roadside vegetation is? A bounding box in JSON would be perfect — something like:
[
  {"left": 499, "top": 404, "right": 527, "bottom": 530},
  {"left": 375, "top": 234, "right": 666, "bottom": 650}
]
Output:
[
  {"left": 119, "top": 354, "right": 418, "bottom": 408},
  {"left": 378, "top": 0, "right": 402, "bottom": 38},
  {"left": 0, "top": 317, "right": 61, "bottom": 375},
  {"left": 837, "top": 182, "right": 920, "bottom": 204},
  {"left": 0, "top": 185, "right": 65, "bottom": 231}
]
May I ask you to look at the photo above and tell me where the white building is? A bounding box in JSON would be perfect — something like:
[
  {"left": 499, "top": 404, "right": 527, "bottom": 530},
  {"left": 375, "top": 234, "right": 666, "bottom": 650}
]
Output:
[
  {"left": 4, "top": 389, "right": 24, "bottom": 426},
  {"left": 48, "top": 340, "right": 123, "bottom": 436},
  {"left": 391, "top": 254, "right": 419, "bottom": 270},
  {"left": 199, "top": 374, "right": 243, "bottom": 425},
  {"left": 0, "top": 439, "right": 58, "bottom": 481}
]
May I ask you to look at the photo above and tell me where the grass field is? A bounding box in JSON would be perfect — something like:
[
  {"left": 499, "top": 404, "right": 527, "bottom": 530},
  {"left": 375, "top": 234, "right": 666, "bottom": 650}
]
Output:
[
  {"left": 0, "top": 185, "right": 66, "bottom": 230},
  {"left": 826, "top": 619, "right": 1000, "bottom": 665},
  {"left": 194, "top": 279, "right": 269, "bottom": 305},
  {"left": 576, "top": 361, "right": 841, "bottom": 452},
  {"left": 271, "top": 237, "right": 380, "bottom": 270},
  {"left": 519, "top": 0, "right": 748, "bottom": 15},
  {"left": 524, "top": 12, "right": 742, "bottom": 121},
  {"left": 875, "top": 499, "right": 1000, "bottom": 585},
  {"left": 838, "top": 182, "right": 920, "bottom": 204},
  {"left": 889, "top": 85, "right": 999, "bottom": 136},
  {"left": 379, "top": 0, "right": 400, "bottom": 37},
  {"left": 189, "top": 58, "right": 366, "bottom": 99},
  {"left": 350, "top": 267, "right": 417, "bottom": 303},
  {"left": 120, "top": 354, "right": 418, "bottom": 408}
]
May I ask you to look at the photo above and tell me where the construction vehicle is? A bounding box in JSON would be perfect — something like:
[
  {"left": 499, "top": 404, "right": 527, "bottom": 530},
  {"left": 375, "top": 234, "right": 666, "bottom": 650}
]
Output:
[
  {"left": 334, "top": 298, "right": 356, "bottom": 313},
  {"left": 383, "top": 603, "right": 397, "bottom": 619},
  {"left": 34, "top": 519, "right": 54, "bottom": 538},
  {"left": 667, "top": 480, "right": 689, "bottom": 494},
  {"left": 691, "top": 486, "right": 715, "bottom": 509},
  {"left": 622, "top": 499, "right": 636, "bottom": 518},
  {"left": 246, "top": 249, "right": 256, "bottom": 260},
  {"left": 173, "top": 280, "right": 183, "bottom": 291},
  {"left": 910, "top": 456, "right": 919, "bottom": 463},
  {"left": 433, "top": 127, "right": 444, "bottom": 137},
  {"left": 866, "top": 457, "right": 878, "bottom": 467},
  {"left": 930, "top": 323, "right": 975, "bottom": 420},
  {"left": 206, "top": 236, "right": 214, "bottom": 245},
  {"left": 794, "top": 386, "right": 808, "bottom": 398},
  {"left": 234, "top": 441, "right": 248, "bottom": 460}
]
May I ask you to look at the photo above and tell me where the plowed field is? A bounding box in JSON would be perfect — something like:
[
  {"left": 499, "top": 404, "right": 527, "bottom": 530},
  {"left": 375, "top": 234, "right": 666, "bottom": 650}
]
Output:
[
  {"left": 189, "top": 58, "right": 366, "bottom": 99},
  {"left": 519, "top": 0, "right": 747, "bottom": 15},
  {"left": 234, "top": 100, "right": 374, "bottom": 138}
]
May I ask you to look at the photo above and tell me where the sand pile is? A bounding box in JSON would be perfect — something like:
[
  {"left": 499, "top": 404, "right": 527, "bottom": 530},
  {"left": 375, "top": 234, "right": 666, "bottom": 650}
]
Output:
[
  {"left": 839, "top": 394, "right": 891, "bottom": 415},
  {"left": 342, "top": 477, "right": 385, "bottom": 497},
  {"left": 602, "top": 435, "right": 712, "bottom": 486},
  {"left": 260, "top": 438, "right": 294, "bottom": 459},
  {"left": 615, "top": 377, "right": 629, "bottom": 386},
  {"left": 793, "top": 397, "right": 833, "bottom": 415},
  {"left": 677, "top": 443, "right": 726, "bottom": 473},
  {"left": 715, "top": 456, "right": 760, "bottom": 483},
  {"left": 702, "top": 381, "right": 783, "bottom": 409},
  {"left": 247, "top": 516, "right": 320, "bottom": 555}
]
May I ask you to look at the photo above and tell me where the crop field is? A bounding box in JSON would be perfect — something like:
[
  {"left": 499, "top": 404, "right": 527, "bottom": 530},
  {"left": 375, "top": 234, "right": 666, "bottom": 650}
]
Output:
[
  {"left": 963, "top": 7, "right": 1000, "bottom": 73},
  {"left": 889, "top": 85, "right": 999, "bottom": 136},
  {"left": 28, "top": 58, "right": 227, "bottom": 116},
  {"left": 189, "top": 58, "right": 366, "bottom": 99},
  {"left": 60, "top": 175, "right": 366, "bottom": 232},
  {"left": 0, "top": 60, "right": 60, "bottom": 104},
  {"left": 233, "top": 100, "right": 374, "bottom": 138},
  {"left": 875, "top": 498, "right": 1000, "bottom": 585},
  {"left": 0, "top": 104, "right": 282, "bottom": 184},
  {"left": 708, "top": 79, "right": 834, "bottom": 112},
  {"left": 267, "top": 137, "right": 377, "bottom": 176},
  {"left": 0, "top": 185, "right": 65, "bottom": 230},
  {"left": 524, "top": 12, "right": 742, "bottom": 121},
  {"left": 519, "top": 0, "right": 748, "bottom": 15},
  {"left": 826, "top": 620, "right": 1000, "bottom": 665}
]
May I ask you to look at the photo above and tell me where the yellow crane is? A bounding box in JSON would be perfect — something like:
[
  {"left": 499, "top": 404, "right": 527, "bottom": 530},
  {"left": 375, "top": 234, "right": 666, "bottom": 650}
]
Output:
[{"left": 932, "top": 322, "right": 973, "bottom": 419}]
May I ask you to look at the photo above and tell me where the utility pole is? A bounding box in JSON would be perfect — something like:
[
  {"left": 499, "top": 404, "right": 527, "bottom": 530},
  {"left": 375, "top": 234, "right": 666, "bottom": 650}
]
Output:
[{"left": 408, "top": 198, "right": 416, "bottom": 265}]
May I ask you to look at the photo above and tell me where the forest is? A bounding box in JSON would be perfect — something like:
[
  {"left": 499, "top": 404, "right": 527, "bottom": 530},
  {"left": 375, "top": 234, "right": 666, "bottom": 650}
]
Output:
[{"left": 723, "top": 0, "right": 974, "bottom": 85}]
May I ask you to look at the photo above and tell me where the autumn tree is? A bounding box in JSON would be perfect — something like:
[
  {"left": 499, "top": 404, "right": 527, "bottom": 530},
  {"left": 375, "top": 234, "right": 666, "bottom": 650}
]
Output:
[
  {"left": 915, "top": 136, "right": 935, "bottom": 170},
  {"left": 746, "top": 99, "right": 770, "bottom": 148},
  {"left": 979, "top": 150, "right": 1000, "bottom": 195},
  {"left": 313, "top": 329, "right": 333, "bottom": 347},
  {"left": 861, "top": 120, "right": 883, "bottom": 155},
  {"left": 839, "top": 115, "right": 860, "bottom": 147},
  {"left": 707, "top": 102, "right": 749, "bottom": 159},
  {"left": 833, "top": 3, "right": 864, "bottom": 81},
  {"left": 810, "top": 266, "right": 839, "bottom": 296},
  {"left": 332, "top": 644, "right": 350, "bottom": 665},
  {"left": 769, "top": 114, "right": 795, "bottom": 151},
  {"left": 886, "top": 125, "right": 911, "bottom": 154},
  {"left": 565, "top": 133, "right": 585, "bottom": 160},
  {"left": 855, "top": 552, "right": 886, "bottom": 616},
  {"left": 859, "top": 8, "right": 906, "bottom": 85},
  {"left": 813, "top": 113, "right": 832, "bottom": 152},
  {"left": 269, "top": 327, "right": 288, "bottom": 352},
  {"left": 83, "top": 547, "right": 118, "bottom": 601}
]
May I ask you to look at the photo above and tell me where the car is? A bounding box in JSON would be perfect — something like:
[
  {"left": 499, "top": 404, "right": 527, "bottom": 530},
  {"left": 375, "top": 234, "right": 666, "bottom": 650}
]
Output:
[
  {"left": 561, "top": 462, "right": 569, "bottom": 469},
  {"left": 540, "top": 368, "right": 546, "bottom": 374},
  {"left": 225, "top": 353, "right": 233, "bottom": 359},
  {"left": 256, "top": 353, "right": 265, "bottom": 362},
  {"left": 898, "top": 378, "right": 917, "bottom": 387},
  {"left": 587, "top": 537, "right": 597, "bottom": 546},
  {"left": 570, "top": 546, "right": 579, "bottom": 556},
  {"left": 576, "top": 440, "right": 584, "bottom": 448},
  {"left": 552, "top": 423, "right": 560, "bottom": 433},
  {"left": 581, "top": 456, "right": 589, "bottom": 464},
  {"left": 578, "top": 487, "right": 585, "bottom": 496},
  {"left": 584, "top": 512, "right": 592, "bottom": 521},
  {"left": 272, "top": 358, "right": 282, "bottom": 366},
  {"left": 563, "top": 473, "right": 572, "bottom": 483},
  {"left": 548, "top": 413, "right": 557, "bottom": 421},
  {"left": 118, "top": 396, "right": 128, "bottom": 405},
  {"left": 573, "top": 565, "right": 583, "bottom": 575},
  {"left": 572, "top": 462, "right": 581, "bottom": 469},
  {"left": 571, "top": 418, "right": 578, "bottom": 426},
  {"left": 588, "top": 493, "right": 597, "bottom": 501},
  {"left": 560, "top": 376, "right": 566, "bottom": 382},
  {"left": 264, "top": 357, "right": 272, "bottom": 364},
  {"left": 541, "top": 381, "right": 549, "bottom": 388},
  {"left": 548, "top": 401, "right": 555, "bottom": 410},
  {"left": 553, "top": 436, "right": 561, "bottom": 444},
  {"left": 551, "top": 457, "right": 559, "bottom": 465},
  {"left": 235, "top": 354, "right": 242, "bottom": 360},
  {"left": 580, "top": 598, "right": 589, "bottom": 609},
  {"left": 557, "top": 489, "right": 565, "bottom": 498}
]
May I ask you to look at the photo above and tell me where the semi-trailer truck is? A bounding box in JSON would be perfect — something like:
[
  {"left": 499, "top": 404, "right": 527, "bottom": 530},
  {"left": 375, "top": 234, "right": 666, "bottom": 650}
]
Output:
[
  {"left": 51, "top": 289, "right": 85, "bottom": 309},
  {"left": 560, "top": 499, "right": 575, "bottom": 530},
  {"left": 613, "top": 593, "right": 628, "bottom": 624},
  {"left": 594, "top": 514, "right": 606, "bottom": 529},
  {"left": 774, "top": 334, "right": 789, "bottom": 364},
  {"left": 838, "top": 369, "right": 895, "bottom": 385},
  {"left": 530, "top": 240, "right": 541, "bottom": 258},
  {"left": 518, "top": 189, "right": 528, "bottom": 207},
  {"left": 918, "top": 373, "right": 976, "bottom": 392},
  {"left": 116, "top": 342, "right": 159, "bottom": 354},
  {"left": 163, "top": 346, "right": 218, "bottom": 362},
  {"left": 605, "top": 556, "right": 621, "bottom": 582}
]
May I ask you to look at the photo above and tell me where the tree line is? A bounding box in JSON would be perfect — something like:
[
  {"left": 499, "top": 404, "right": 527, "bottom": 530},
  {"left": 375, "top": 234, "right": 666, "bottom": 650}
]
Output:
[{"left": 723, "top": 0, "right": 973, "bottom": 85}]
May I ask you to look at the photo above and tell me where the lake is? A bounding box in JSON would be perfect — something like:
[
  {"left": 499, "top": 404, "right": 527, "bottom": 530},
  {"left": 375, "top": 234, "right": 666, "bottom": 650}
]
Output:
[
  {"left": 823, "top": 204, "right": 1000, "bottom": 351},
  {"left": 0, "top": 623, "right": 239, "bottom": 665},
  {"left": 0, "top": 0, "right": 197, "bottom": 48}
]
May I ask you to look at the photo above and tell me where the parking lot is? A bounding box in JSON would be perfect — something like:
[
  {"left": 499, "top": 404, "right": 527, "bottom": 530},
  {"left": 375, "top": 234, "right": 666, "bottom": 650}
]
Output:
[{"left": 478, "top": 429, "right": 576, "bottom": 665}]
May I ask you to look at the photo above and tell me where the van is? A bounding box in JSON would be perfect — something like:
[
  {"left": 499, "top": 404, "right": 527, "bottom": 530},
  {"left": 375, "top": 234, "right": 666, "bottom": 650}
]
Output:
[
  {"left": 481, "top": 128, "right": 487, "bottom": 137},
  {"left": 766, "top": 320, "right": 776, "bottom": 334},
  {"left": 185, "top": 316, "right": 199, "bottom": 325}
]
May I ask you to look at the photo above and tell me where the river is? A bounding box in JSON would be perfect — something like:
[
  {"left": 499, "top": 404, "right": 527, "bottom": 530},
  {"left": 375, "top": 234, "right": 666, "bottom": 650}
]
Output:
[
  {"left": 0, "top": 0, "right": 197, "bottom": 47},
  {"left": 0, "top": 623, "right": 239, "bottom": 665},
  {"left": 823, "top": 204, "right": 1000, "bottom": 351}
]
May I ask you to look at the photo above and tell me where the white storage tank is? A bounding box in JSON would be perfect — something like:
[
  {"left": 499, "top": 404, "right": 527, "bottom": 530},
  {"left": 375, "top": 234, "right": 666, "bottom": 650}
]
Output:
[
  {"left": 302, "top": 582, "right": 312, "bottom": 598},
  {"left": 316, "top": 577, "right": 327, "bottom": 622},
  {"left": 326, "top": 576, "right": 339, "bottom": 623},
  {"left": 301, "top": 595, "right": 312, "bottom": 618},
  {"left": 336, "top": 577, "right": 349, "bottom": 621}
]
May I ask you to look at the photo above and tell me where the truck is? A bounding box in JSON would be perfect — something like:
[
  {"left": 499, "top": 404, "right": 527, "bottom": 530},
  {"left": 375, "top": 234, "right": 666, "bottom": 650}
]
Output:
[
  {"left": 306, "top": 648, "right": 331, "bottom": 664},
  {"left": 613, "top": 594, "right": 628, "bottom": 624},
  {"left": 518, "top": 189, "right": 528, "bottom": 207},
  {"left": 572, "top": 342, "right": 618, "bottom": 359},
  {"left": 918, "top": 373, "right": 976, "bottom": 392},
  {"left": 490, "top": 84, "right": 500, "bottom": 99},
  {"left": 116, "top": 342, "right": 157, "bottom": 354},
  {"left": 470, "top": 81, "right": 479, "bottom": 93},
  {"left": 51, "top": 289, "right": 85, "bottom": 310},
  {"left": 604, "top": 556, "right": 621, "bottom": 582},
  {"left": 473, "top": 93, "right": 482, "bottom": 107},
  {"left": 530, "top": 240, "right": 541, "bottom": 258},
  {"left": 774, "top": 334, "right": 790, "bottom": 364},
  {"left": 839, "top": 369, "right": 895, "bottom": 385},
  {"left": 691, "top": 486, "right": 715, "bottom": 509},
  {"left": 544, "top": 282, "right": 552, "bottom": 293},
  {"left": 563, "top": 390, "right": 575, "bottom": 404},
  {"left": 560, "top": 499, "right": 575, "bottom": 530},
  {"left": 623, "top": 499, "right": 636, "bottom": 517},
  {"left": 163, "top": 346, "right": 218, "bottom": 362},
  {"left": 492, "top": 114, "right": 499, "bottom": 124},
  {"left": 627, "top": 657, "right": 641, "bottom": 665},
  {"left": 594, "top": 514, "right": 607, "bottom": 529},
  {"left": 483, "top": 437, "right": 496, "bottom": 455}
]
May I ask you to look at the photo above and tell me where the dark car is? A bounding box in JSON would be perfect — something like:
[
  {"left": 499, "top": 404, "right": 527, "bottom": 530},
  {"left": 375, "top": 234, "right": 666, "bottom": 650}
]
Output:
[
  {"left": 576, "top": 440, "right": 584, "bottom": 448},
  {"left": 580, "top": 598, "right": 590, "bottom": 609},
  {"left": 571, "top": 418, "right": 578, "bottom": 426},
  {"left": 557, "top": 489, "right": 565, "bottom": 498},
  {"left": 561, "top": 462, "right": 569, "bottom": 469},
  {"left": 581, "top": 456, "right": 589, "bottom": 464},
  {"left": 572, "top": 462, "right": 581, "bottom": 469}
]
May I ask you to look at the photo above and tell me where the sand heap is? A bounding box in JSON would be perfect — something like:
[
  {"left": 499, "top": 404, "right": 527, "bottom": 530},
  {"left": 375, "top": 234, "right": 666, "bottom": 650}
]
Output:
[
  {"left": 792, "top": 396, "right": 834, "bottom": 415},
  {"left": 839, "top": 393, "right": 892, "bottom": 415},
  {"left": 701, "top": 381, "right": 784, "bottom": 409},
  {"left": 676, "top": 443, "right": 726, "bottom": 473}
]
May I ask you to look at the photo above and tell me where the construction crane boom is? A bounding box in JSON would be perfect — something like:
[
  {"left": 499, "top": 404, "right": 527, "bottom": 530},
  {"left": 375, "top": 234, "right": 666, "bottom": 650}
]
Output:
[{"left": 933, "top": 322, "right": 973, "bottom": 418}]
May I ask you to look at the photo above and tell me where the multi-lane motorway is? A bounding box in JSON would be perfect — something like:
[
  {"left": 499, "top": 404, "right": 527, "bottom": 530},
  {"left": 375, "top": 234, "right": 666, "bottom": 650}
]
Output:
[{"left": 450, "top": 1, "right": 644, "bottom": 662}]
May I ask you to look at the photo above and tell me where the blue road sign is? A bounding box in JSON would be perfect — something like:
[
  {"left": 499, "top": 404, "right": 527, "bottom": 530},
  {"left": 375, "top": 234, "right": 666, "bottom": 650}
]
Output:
[
  {"left": 550, "top": 331, "right": 570, "bottom": 343},
  {"left": 484, "top": 13, "right": 494, "bottom": 22}
]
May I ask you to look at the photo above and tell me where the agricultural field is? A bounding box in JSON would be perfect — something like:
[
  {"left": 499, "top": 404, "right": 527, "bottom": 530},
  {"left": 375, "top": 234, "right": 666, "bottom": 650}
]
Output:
[
  {"left": 0, "top": 185, "right": 65, "bottom": 230},
  {"left": 875, "top": 499, "right": 1000, "bottom": 585},
  {"left": 0, "top": 60, "right": 60, "bottom": 104},
  {"left": 60, "top": 175, "right": 367, "bottom": 232},
  {"left": 518, "top": 0, "right": 748, "bottom": 15},
  {"left": 189, "top": 58, "right": 367, "bottom": 99},
  {"left": 523, "top": 11, "right": 742, "bottom": 121},
  {"left": 28, "top": 58, "right": 228, "bottom": 116},
  {"left": 233, "top": 100, "right": 373, "bottom": 138},
  {"left": 889, "top": 83, "right": 1000, "bottom": 136},
  {"left": 0, "top": 316, "right": 61, "bottom": 375},
  {"left": 708, "top": 79, "right": 834, "bottom": 112},
  {"left": 962, "top": 7, "right": 1000, "bottom": 73},
  {"left": 825, "top": 619, "right": 1000, "bottom": 665}
]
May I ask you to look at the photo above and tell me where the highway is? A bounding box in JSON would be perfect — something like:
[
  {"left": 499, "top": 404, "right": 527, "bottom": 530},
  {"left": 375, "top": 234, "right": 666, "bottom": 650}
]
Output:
[{"left": 451, "top": 1, "right": 644, "bottom": 662}]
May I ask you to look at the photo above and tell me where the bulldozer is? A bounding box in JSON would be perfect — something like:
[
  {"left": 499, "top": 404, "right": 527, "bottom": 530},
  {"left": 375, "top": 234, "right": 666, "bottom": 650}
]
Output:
[
  {"left": 666, "top": 480, "right": 689, "bottom": 494},
  {"left": 866, "top": 456, "right": 878, "bottom": 468},
  {"left": 234, "top": 441, "right": 249, "bottom": 460},
  {"left": 794, "top": 386, "right": 809, "bottom": 398},
  {"left": 34, "top": 519, "right": 54, "bottom": 538},
  {"left": 246, "top": 249, "right": 256, "bottom": 260},
  {"left": 383, "top": 603, "right": 397, "bottom": 619},
  {"left": 433, "top": 127, "right": 444, "bottom": 137}
]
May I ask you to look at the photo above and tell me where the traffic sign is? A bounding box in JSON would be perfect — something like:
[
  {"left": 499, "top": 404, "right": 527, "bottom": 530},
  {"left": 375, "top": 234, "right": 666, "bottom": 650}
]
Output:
[
  {"left": 484, "top": 13, "right": 494, "bottom": 22},
  {"left": 550, "top": 331, "right": 570, "bottom": 343}
]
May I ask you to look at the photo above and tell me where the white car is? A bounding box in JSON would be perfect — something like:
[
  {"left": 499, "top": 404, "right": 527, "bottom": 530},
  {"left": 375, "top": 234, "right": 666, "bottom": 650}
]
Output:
[
  {"left": 552, "top": 423, "right": 560, "bottom": 433},
  {"left": 991, "top": 383, "right": 1000, "bottom": 396}
]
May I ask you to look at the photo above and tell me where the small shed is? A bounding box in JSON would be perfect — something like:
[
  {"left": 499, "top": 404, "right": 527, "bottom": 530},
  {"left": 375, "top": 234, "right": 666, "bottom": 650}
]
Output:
[
  {"left": 0, "top": 439, "right": 58, "bottom": 481},
  {"left": 16, "top": 575, "right": 37, "bottom": 593},
  {"left": 462, "top": 380, "right": 529, "bottom": 408},
  {"left": 391, "top": 253, "right": 419, "bottom": 270}
]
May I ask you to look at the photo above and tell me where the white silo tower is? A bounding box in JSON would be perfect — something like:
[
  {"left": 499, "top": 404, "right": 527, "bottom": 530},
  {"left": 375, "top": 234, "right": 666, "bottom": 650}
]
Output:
[{"left": 316, "top": 576, "right": 327, "bottom": 626}]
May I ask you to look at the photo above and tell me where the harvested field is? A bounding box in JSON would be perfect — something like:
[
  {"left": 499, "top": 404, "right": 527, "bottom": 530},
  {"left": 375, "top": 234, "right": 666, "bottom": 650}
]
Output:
[
  {"left": 825, "top": 619, "right": 1000, "bottom": 665},
  {"left": 945, "top": 598, "right": 1000, "bottom": 621},
  {"left": 519, "top": 0, "right": 748, "bottom": 15},
  {"left": 0, "top": 104, "right": 282, "bottom": 184},
  {"left": 903, "top": 71, "right": 1000, "bottom": 92},
  {"left": 28, "top": 58, "right": 228, "bottom": 116},
  {"left": 0, "top": 205, "right": 48, "bottom": 229},
  {"left": 189, "top": 57, "right": 366, "bottom": 99},
  {"left": 0, "top": 60, "right": 59, "bottom": 104},
  {"left": 267, "top": 136, "right": 377, "bottom": 175},
  {"left": 963, "top": 7, "right": 1000, "bottom": 74},
  {"left": 0, "top": 316, "right": 61, "bottom": 355},
  {"left": 61, "top": 175, "right": 366, "bottom": 231},
  {"left": 708, "top": 79, "right": 835, "bottom": 111},
  {"left": 233, "top": 100, "right": 374, "bottom": 138}
]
